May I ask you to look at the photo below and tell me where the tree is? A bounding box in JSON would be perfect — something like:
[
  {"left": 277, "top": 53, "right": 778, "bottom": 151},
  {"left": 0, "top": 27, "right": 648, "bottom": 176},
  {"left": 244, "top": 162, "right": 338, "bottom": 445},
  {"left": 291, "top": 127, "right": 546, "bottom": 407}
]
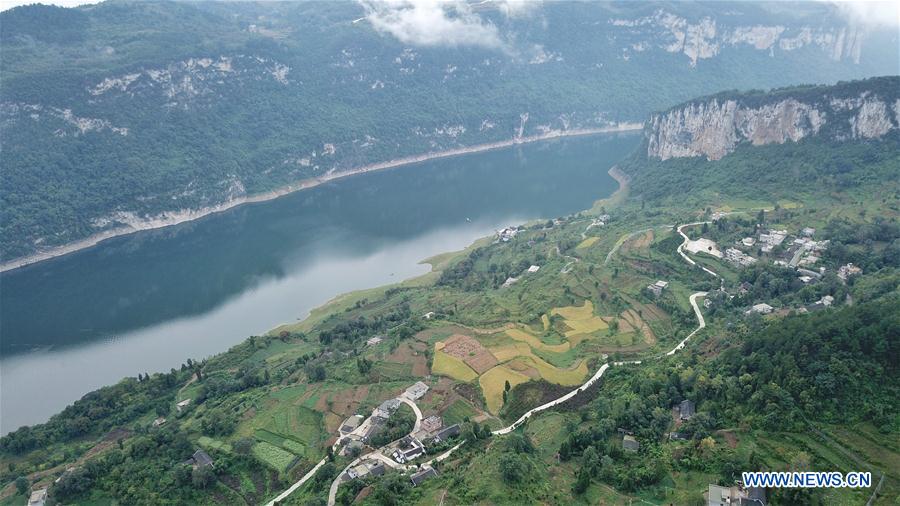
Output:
[
  {"left": 499, "top": 453, "right": 529, "bottom": 484},
  {"left": 504, "top": 433, "right": 534, "bottom": 454},
  {"left": 14, "top": 476, "right": 28, "bottom": 496},
  {"left": 305, "top": 363, "right": 326, "bottom": 382},
  {"left": 201, "top": 408, "right": 236, "bottom": 436},
  {"left": 573, "top": 467, "right": 590, "bottom": 495},
  {"left": 504, "top": 380, "right": 511, "bottom": 392},
  {"left": 356, "top": 357, "right": 372, "bottom": 374},
  {"left": 233, "top": 437, "right": 254, "bottom": 455},
  {"left": 192, "top": 466, "right": 214, "bottom": 489}
]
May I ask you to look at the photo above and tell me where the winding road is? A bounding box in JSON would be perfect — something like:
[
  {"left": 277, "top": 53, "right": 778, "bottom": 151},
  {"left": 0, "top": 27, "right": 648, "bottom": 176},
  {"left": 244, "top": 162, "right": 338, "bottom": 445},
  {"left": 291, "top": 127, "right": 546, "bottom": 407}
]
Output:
[
  {"left": 266, "top": 219, "right": 715, "bottom": 505},
  {"left": 676, "top": 221, "right": 720, "bottom": 278}
]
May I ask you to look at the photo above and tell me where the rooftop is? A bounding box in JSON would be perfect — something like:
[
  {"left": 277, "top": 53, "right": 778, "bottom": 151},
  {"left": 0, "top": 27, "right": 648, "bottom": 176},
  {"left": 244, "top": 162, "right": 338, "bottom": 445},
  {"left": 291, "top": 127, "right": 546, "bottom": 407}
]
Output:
[{"left": 410, "top": 466, "right": 438, "bottom": 486}]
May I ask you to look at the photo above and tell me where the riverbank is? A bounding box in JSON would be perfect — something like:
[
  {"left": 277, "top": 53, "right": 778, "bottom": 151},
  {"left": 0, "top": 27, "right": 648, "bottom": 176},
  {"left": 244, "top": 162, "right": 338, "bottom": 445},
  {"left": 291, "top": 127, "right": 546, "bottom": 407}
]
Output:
[
  {"left": 1, "top": 123, "right": 642, "bottom": 273},
  {"left": 267, "top": 164, "right": 632, "bottom": 339}
]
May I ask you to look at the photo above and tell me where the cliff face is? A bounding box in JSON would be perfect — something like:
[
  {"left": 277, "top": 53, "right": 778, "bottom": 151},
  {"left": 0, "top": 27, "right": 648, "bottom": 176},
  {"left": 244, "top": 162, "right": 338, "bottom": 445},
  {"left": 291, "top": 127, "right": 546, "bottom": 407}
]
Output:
[{"left": 646, "top": 77, "right": 900, "bottom": 160}]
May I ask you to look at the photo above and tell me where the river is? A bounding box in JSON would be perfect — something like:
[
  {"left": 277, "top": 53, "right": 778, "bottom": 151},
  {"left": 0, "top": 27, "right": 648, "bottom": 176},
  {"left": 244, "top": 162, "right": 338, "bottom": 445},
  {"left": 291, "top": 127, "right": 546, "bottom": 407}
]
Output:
[{"left": 0, "top": 132, "right": 639, "bottom": 434}]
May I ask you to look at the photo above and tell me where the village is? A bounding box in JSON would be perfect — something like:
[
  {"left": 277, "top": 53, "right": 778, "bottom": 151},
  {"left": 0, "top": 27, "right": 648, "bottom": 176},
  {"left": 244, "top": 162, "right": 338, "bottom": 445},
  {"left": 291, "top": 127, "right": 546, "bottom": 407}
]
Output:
[{"left": 674, "top": 211, "right": 862, "bottom": 318}]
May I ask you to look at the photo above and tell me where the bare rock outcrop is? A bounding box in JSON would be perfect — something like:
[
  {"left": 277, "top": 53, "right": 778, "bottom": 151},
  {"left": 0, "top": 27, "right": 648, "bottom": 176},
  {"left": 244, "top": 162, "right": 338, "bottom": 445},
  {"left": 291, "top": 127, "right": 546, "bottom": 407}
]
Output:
[{"left": 646, "top": 79, "right": 899, "bottom": 160}]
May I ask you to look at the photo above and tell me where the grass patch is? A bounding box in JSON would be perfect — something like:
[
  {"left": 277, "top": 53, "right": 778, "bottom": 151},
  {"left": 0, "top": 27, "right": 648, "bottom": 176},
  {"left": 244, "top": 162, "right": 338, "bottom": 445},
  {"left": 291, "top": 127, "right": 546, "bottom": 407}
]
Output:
[
  {"left": 197, "top": 436, "right": 232, "bottom": 453},
  {"left": 577, "top": 237, "right": 599, "bottom": 249},
  {"left": 443, "top": 399, "right": 478, "bottom": 425},
  {"left": 252, "top": 441, "right": 296, "bottom": 472}
]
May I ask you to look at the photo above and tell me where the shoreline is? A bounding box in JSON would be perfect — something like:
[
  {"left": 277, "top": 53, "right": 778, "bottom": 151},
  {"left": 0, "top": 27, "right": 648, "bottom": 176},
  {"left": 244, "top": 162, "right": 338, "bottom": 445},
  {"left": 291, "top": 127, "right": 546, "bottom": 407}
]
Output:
[
  {"left": 267, "top": 164, "right": 631, "bottom": 339},
  {"left": 1, "top": 123, "right": 642, "bottom": 273}
]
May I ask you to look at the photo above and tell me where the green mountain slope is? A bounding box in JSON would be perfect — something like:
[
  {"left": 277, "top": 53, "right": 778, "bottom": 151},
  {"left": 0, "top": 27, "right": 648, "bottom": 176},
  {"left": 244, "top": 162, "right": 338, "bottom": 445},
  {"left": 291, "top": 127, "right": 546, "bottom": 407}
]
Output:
[{"left": 2, "top": 1, "right": 898, "bottom": 261}]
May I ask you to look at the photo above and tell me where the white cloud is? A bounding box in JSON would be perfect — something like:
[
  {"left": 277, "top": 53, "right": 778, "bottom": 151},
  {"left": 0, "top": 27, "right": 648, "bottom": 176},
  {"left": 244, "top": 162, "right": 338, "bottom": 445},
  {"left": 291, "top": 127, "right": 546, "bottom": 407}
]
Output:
[
  {"left": 829, "top": 0, "right": 900, "bottom": 29},
  {"left": 359, "top": 0, "right": 540, "bottom": 49},
  {"left": 496, "top": 0, "right": 542, "bottom": 19},
  {"left": 1, "top": 0, "right": 100, "bottom": 12}
]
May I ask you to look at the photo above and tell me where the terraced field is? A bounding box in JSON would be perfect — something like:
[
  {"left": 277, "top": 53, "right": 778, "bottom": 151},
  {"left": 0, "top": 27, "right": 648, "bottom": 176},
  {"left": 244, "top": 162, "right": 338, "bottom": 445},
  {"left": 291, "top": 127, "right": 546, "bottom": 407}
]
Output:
[
  {"left": 479, "top": 365, "right": 531, "bottom": 413},
  {"left": 432, "top": 346, "right": 479, "bottom": 382}
]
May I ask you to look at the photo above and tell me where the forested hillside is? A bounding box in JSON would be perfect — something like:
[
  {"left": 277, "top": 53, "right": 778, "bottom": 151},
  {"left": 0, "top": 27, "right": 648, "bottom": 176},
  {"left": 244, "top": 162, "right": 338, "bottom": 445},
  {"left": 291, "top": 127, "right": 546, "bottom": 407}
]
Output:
[{"left": 2, "top": 0, "right": 898, "bottom": 261}]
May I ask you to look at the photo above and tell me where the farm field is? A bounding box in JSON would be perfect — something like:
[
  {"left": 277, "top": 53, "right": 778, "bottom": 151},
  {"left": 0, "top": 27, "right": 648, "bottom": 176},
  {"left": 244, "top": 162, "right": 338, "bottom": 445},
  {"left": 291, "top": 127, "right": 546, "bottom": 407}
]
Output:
[
  {"left": 252, "top": 441, "right": 296, "bottom": 472},
  {"left": 432, "top": 324, "right": 594, "bottom": 413},
  {"left": 479, "top": 365, "right": 531, "bottom": 413},
  {"left": 577, "top": 236, "right": 599, "bottom": 249},
  {"left": 432, "top": 346, "right": 479, "bottom": 382},
  {"left": 551, "top": 300, "right": 609, "bottom": 339}
]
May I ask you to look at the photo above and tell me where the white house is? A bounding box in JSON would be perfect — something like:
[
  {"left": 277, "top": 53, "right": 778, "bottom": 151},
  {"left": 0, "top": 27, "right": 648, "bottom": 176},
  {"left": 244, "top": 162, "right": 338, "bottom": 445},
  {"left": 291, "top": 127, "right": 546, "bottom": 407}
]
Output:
[{"left": 745, "top": 303, "right": 774, "bottom": 315}]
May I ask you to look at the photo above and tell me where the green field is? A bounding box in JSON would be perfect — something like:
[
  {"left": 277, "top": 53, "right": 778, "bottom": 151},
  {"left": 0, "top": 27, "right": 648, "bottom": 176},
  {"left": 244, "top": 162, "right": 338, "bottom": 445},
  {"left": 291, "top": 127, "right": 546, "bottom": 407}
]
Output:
[{"left": 252, "top": 441, "right": 297, "bottom": 472}]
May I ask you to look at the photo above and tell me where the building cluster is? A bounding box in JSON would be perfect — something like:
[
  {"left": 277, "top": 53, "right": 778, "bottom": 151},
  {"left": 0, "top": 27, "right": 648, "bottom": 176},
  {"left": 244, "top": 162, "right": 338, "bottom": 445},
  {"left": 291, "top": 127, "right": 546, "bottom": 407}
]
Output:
[
  {"left": 28, "top": 488, "right": 48, "bottom": 506},
  {"left": 757, "top": 229, "right": 787, "bottom": 253},
  {"left": 339, "top": 414, "right": 364, "bottom": 435},
  {"left": 678, "top": 400, "right": 695, "bottom": 421},
  {"left": 346, "top": 460, "right": 385, "bottom": 480},
  {"left": 403, "top": 381, "right": 429, "bottom": 401},
  {"left": 647, "top": 280, "right": 668, "bottom": 297},
  {"left": 622, "top": 434, "right": 640, "bottom": 452},
  {"left": 725, "top": 247, "right": 757, "bottom": 267},
  {"left": 706, "top": 483, "right": 767, "bottom": 505},
  {"left": 745, "top": 303, "right": 774, "bottom": 315},
  {"left": 497, "top": 226, "right": 519, "bottom": 242},
  {"left": 837, "top": 263, "right": 863, "bottom": 281},
  {"left": 366, "top": 335, "right": 384, "bottom": 346},
  {"left": 182, "top": 449, "right": 214, "bottom": 469},
  {"left": 391, "top": 436, "right": 426, "bottom": 464},
  {"left": 798, "top": 295, "right": 834, "bottom": 314},
  {"left": 789, "top": 236, "right": 829, "bottom": 267}
]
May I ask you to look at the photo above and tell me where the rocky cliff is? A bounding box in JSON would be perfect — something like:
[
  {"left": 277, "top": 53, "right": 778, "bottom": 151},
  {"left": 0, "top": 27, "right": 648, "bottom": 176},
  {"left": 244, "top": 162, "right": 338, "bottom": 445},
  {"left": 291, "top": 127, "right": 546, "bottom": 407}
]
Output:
[{"left": 646, "top": 76, "right": 900, "bottom": 160}]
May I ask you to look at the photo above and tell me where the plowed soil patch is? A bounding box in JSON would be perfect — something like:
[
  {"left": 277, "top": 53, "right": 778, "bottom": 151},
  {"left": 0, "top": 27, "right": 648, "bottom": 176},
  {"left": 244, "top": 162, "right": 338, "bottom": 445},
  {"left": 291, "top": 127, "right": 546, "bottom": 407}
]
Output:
[{"left": 442, "top": 334, "right": 498, "bottom": 374}]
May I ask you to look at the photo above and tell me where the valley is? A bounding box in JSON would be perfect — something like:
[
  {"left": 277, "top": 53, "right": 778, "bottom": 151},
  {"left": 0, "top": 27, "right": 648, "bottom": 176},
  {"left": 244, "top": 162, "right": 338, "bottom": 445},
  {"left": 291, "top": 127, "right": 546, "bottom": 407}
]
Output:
[{"left": 1, "top": 2, "right": 898, "bottom": 505}]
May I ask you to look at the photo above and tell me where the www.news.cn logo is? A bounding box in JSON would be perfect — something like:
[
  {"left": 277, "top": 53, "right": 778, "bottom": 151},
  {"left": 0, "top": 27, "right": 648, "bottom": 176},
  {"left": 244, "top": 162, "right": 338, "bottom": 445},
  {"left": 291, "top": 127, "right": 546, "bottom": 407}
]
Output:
[{"left": 742, "top": 471, "right": 872, "bottom": 488}]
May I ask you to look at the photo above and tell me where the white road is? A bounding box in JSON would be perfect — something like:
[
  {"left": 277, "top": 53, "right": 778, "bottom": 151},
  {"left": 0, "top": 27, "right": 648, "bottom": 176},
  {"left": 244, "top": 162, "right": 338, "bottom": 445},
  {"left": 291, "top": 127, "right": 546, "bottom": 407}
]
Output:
[
  {"left": 325, "top": 395, "right": 423, "bottom": 506},
  {"left": 666, "top": 291, "right": 708, "bottom": 356},
  {"left": 266, "top": 456, "right": 328, "bottom": 506},
  {"left": 399, "top": 396, "right": 424, "bottom": 434},
  {"left": 676, "top": 221, "right": 720, "bottom": 278}
]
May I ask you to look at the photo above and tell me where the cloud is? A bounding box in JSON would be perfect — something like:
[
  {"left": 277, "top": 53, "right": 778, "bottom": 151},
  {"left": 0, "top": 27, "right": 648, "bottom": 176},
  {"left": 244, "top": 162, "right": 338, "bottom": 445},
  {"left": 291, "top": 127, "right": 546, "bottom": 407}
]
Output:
[
  {"left": 359, "top": 0, "right": 540, "bottom": 49},
  {"left": 829, "top": 0, "right": 900, "bottom": 29},
  {"left": 496, "top": 0, "right": 541, "bottom": 19},
  {"left": 1, "top": 0, "right": 100, "bottom": 12}
]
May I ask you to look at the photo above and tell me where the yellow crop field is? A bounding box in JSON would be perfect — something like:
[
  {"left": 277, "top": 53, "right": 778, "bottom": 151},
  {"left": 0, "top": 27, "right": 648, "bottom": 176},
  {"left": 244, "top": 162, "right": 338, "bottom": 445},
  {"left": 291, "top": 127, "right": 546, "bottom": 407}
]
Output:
[
  {"left": 523, "top": 356, "right": 588, "bottom": 386},
  {"left": 577, "top": 236, "right": 599, "bottom": 249},
  {"left": 551, "top": 300, "right": 595, "bottom": 320},
  {"left": 551, "top": 300, "right": 608, "bottom": 339},
  {"left": 489, "top": 344, "right": 523, "bottom": 362},
  {"left": 432, "top": 349, "right": 478, "bottom": 382},
  {"left": 480, "top": 365, "right": 531, "bottom": 414},
  {"left": 541, "top": 314, "right": 550, "bottom": 331},
  {"left": 564, "top": 317, "right": 608, "bottom": 336},
  {"left": 506, "top": 328, "right": 570, "bottom": 353}
]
